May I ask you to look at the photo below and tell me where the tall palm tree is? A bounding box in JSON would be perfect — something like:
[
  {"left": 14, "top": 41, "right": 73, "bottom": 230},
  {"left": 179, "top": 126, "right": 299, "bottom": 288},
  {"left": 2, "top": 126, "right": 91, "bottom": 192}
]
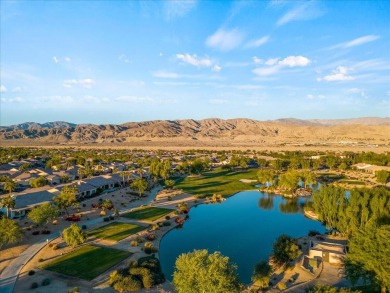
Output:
[
  {"left": 4, "top": 180, "right": 16, "bottom": 194},
  {"left": 0, "top": 195, "right": 16, "bottom": 218}
]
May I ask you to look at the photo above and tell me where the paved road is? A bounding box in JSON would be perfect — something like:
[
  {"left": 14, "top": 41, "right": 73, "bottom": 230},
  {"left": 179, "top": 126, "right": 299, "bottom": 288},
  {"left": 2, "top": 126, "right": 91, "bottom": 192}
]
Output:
[{"left": 0, "top": 186, "right": 162, "bottom": 293}]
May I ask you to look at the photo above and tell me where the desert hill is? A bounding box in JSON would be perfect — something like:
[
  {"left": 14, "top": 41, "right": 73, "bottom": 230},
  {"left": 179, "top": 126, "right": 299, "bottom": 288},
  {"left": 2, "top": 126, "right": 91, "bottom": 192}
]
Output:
[{"left": 0, "top": 117, "right": 389, "bottom": 147}]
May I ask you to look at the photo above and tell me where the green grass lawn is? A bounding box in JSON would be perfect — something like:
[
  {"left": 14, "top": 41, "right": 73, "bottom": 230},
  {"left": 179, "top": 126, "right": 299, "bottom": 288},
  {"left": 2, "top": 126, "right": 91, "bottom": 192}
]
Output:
[
  {"left": 41, "top": 245, "right": 131, "bottom": 280},
  {"left": 175, "top": 168, "right": 259, "bottom": 197},
  {"left": 122, "top": 206, "right": 173, "bottom": 221},
  {"left": 87, "top": 221, "right": 146, "bottom": 241}
]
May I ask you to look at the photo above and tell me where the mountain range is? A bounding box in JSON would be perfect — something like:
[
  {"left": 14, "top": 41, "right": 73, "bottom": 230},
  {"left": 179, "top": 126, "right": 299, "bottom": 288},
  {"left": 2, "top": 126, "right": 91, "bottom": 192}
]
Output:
[{"left": 1, "top": 117, "right": 389, "bottom": 146}]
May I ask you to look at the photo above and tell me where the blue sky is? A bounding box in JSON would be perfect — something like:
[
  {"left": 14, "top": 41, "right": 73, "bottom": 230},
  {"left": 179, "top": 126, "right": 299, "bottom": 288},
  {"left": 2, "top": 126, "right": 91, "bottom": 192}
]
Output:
[{"left": 1, "top": 0, "right": 389, "bottom": 125}]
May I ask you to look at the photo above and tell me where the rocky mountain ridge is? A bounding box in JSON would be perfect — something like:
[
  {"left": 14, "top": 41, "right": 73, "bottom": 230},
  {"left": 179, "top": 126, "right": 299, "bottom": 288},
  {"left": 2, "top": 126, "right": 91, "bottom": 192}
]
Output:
[{"left": 0, "top": 117, "right": 389, "bottom": 145}]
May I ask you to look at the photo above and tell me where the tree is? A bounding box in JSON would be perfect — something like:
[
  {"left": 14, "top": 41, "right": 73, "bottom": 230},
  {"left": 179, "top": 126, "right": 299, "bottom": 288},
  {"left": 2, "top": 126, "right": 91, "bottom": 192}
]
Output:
[
  {"left": 131, "top": 178, "right": 148, "bottom": 197},
  {"left": 60, "top": 175, "right": 70, "bottom": 183},
  {"left": 29, "top": 176, "right": 47, "bottom": 188},
  {"left": 0, "top": 217, "right": 24, "bottom": 249},
  {"left": 301, "top": 171, "right": 317, "bottom": 188},
  {"left": 278, "top": 171, "right": 301, "bottom": 192},
  {"left": 28, "top": 203, "right": 59, "bottom": 226},
  {"left": 0, "top": 195, "right": 15, "bottom": 218},
  {"left": 271, "top": 235, "right": 300, "bottom": 268},
  {"left": 3, "top": 179, "right": 16, "bottom": 194},
  {"left": 62, "top": 223, "right": 85, "bottom": 248},
  {"left": 257, "top": 170, "right": 276, "bottom": 187},
  {"left": 53, "top": 185, "right": 78, "bottom": 216},
  {"left": 173, "top": 249, "right": 241, "bottom": 293},
  {"left": 376, "top": 170, "right": 390, "bottom": 186},
  {"left": 346, "top": 225, "right": 390, "bottom": 293},
  {"left": 252, "top": 260, "right": 272, "bottom": 289},
  {"left": 164, "top": 179, "right": 175, "bottom": 188}
]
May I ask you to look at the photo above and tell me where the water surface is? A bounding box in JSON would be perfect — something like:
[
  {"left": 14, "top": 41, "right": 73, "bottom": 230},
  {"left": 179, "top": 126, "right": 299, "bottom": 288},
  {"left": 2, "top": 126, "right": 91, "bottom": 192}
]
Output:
[{"left": 159, "top": 190, "right": 325, "bottom": 284}]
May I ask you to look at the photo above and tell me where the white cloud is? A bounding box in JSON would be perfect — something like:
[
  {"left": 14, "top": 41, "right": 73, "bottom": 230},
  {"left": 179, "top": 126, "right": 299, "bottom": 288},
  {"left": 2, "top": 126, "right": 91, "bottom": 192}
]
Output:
[
  {"left": 252, "top": 55, "right": 310, "bottom": 76},
  {"left": 41, "top": 95, "right": 74, "bottom": 104},
  {"left": 0, "top": 84, "right": 7, "bottom": 93},
  {"left": 1, "top": 96, "right": 24, "bottom": 103},
  {"left": 252, "top": 66, "right": 281, "bottom": 76},
  {"left": 119, "top": 54, "right": 130, "bottom": 63},
  {"left": 164, "top": 0, "right": 197, "bottom": 20},
  {"left": 318, "top": 66, "right": 354, "bottom": 82},
  {"left": 265, "top": 58, "right": 279, "bottom": 65},
  {"left": 276, "top": 2, "right": 324, "bottom": 26},
  {"left": 115, "top": 96, "right": 154, "bottom": 103},
  {"left": 306, "top": 94, "right": 325, "bottom": 100},
  {"left": 63, "top": 79, "right": 95, "bottom": 88},
  {"left": 176, "top": 54, "right": 212, "bottom": 67},
  {"left": 52, "top": 56, "right": 59, "bottom": 64},
  {"left": 329, "top": 35, "right": 380, "bottom": 49},
  {"left": 245, "top": 36, "right": 269, "bottom": 49},
  {"left": 206, "top": 28, "right": 245, "bottom": 51},
  {"left": 64, "top": 57, "right": 71, "bottom": 62},
  {"left": 278, "top": 56, "right": 310, "bottom": 67},
  {"left": 347, "top": 88, "right": 366, "bottom": 97},
  {"left": 153, "top": 71, "right": 180, "bottom": 79},
  {"left": 209, "top": 99, "right": 228, "bottom": 105},
  {"left": 253, "top": 57, "right": 263, "bottom": 64},
  {"left": 345, "top": 35, "right": 380, "bottom": 47},
  {"left": 212, "top": 65, "right": 221, "bottom": 72}
]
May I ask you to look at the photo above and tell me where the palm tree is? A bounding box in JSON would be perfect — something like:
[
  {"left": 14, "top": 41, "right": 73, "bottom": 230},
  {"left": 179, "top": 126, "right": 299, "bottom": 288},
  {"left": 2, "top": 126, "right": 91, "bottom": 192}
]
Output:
[
  {"left": 3, "top": 180, "right": 16, "bottom": 194},
  {"left": 0, "top": 195, "right": 16, "bottom": 218},
  {"left": 120, "top": 171, "right": 126, "bottom": 187}
]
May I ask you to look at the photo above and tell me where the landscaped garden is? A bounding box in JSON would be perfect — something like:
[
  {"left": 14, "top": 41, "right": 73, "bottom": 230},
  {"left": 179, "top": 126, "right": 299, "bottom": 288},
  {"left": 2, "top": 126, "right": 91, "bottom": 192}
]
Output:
[
  {"left": 122, "top": 206, "right": 173, "bottom": 221},
  {"left": 40, "top": 245, "right": 131, "bottom": 280},
  {"left": 87, "top": 222, "right": 146, "bottom": 242},
  {"left": 175, "top": 168, "right": 259, "bottom": 197}
]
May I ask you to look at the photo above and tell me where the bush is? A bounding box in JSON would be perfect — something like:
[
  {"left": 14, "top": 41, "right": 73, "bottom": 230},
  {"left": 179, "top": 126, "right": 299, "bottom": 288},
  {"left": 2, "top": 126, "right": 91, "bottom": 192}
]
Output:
[
  {"left": 103, "top": 217, "right": 109, "bottom": 222},
  {"left": 277, "top": 282, "right": 287, "bottom": 290},
  {"left": 32, "top": 231, "right": 40, "bottom": 235},
  {"left": 144, "top": 242, "right": 154, "bottom": 254},
  {"left": 109, "top": 215, "right": 114, "bottom": 220},
  {"left": 28, "top": 270, "right": 35, "bottom": 276},
  {"left": 100, "top": 210, "right": 106, "bottom": 216},
  {"left": 163, "top": 221, "right": 171, "bottom": 226},
  {"left": 129, "top": 267, "right": 154, "bottom": 289},
  {"left": 81, "top": 225, "right": 87, "bottom": 230},
  {"left": 52, "top": 244, "right": 58, "bottom": 250},
  {"left": 138, "top": 256, "right": 165, "bottom": 285},
  {"left": 30, "top": 282, "right": 38, "bottom": 289},
  {"left": 41, "top": 230, "right": 51, "bottom": 234},
  {"left": 73, "top": 287, "right": 79, "bottom": 293},
  {"left": 82, "top": 203, "right": 86, "bottom": 207},
  {"left": 113, "top": 275, "right": 142, "bottom": 292},
  {"left": 42, "top": 278, "right": 51, "bottom": 286},
  {"left": 145, "top": 233, "right": 155, "bottom": 241},
  {"left": 38, "top": 258, "right": 44, "bottom": 262},
  {"left": 165, "top": 215, "right": 170, "bottom": 220},
  {"left": 48, "top": 243, "right": 53, "bottom": 248},
  {"left": 130, "top": 240, "right": 138, "bottom": 247}
]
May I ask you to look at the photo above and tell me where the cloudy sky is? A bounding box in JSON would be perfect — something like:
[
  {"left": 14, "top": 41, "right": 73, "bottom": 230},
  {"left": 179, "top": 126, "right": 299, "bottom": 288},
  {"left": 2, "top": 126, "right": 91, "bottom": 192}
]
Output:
[{"left": 1, "top": 0, "right": 389, "bottom": 125}]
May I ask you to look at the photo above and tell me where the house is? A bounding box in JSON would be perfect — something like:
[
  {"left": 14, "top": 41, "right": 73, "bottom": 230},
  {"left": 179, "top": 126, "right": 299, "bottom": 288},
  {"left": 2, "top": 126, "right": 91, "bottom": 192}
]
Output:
[
  {"left": 351, "top": 163, "right": 390, "bottom": 174},
  {"left": 47, "top": 174, "right": 61, "bottom": 185},
  {"left": 308, "top": 240, "right": 346, "bottom": 264},
  {"left": 0, "top": 187, "right": 60, "bottom": 219},
  {"left": 14, "top": 172, "right": 40, "bottom": 187}
]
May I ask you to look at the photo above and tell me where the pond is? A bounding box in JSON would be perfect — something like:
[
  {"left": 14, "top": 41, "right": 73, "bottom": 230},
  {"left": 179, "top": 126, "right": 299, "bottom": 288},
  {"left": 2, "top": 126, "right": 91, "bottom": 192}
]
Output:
[{"left": 159, "top": 190, "right": 325, "bottom": 284}]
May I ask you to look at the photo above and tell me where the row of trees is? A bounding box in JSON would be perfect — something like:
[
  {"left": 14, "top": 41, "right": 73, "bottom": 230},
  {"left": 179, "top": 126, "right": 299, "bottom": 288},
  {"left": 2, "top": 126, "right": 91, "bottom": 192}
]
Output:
[
  {"left": 311, "top": 185, "right": 390, "bottom": 292},
  {"left": 257, "top": 170, "right": 317, "bottom": 192}
]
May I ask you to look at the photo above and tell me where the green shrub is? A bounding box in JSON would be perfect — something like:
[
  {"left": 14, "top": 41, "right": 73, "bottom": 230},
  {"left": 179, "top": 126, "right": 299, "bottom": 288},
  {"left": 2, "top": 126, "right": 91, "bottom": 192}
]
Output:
[
  {"left": 81, "top": 225, "right": 87, "bottom": 230},
  {"left": 38, "top": 258, "right": 44, "bottom": 262},
  {"left": 163, "top": 221, "right": 171, "bottom": 226},
  {"left": 113, "top": 275, "right": 142, "bottom": 292},
  {"left": 277, "top": 282, "right": 287, "bottom": 290},
  {"left": 130, "top": 240, "right": 138, "bottom": 247},
  {"left": 103, "top": 217, "right": 109, "bottom": 222},
  {"left": 73, "top": 287, "right": 79, "bottom": 293},
  {"left": 42, "top": 278, "right": 51, "bottom": 286},
  {"left": 28, "top": 270, "right": 35, "bottom": 276},
  {"left": 52, "top": 244, "right": 58, "bottom": 250},
  {"left": 30, "top": 282, "right": 38, "bottom": 289},
  {"left": 165, "top": 215, "right": 170, "bottom": 220},
  {"left": 129, "top": 267, "right": 154, "bottom": 289}
]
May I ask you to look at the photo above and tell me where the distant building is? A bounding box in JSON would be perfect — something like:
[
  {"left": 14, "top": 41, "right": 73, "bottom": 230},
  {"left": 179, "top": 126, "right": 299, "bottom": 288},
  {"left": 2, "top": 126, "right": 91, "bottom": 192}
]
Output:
[{"left": 308, "top": 240, "right": 346, "bottom": 264}]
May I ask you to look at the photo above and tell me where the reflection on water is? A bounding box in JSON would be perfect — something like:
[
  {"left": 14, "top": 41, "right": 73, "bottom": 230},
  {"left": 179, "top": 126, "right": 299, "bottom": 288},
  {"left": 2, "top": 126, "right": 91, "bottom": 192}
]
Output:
[
  {"left": 258, "top": 195, "right": 274, "bottom": 210},
  {"left": 159, "top": 190, "right": 325, "bottom": 284}
]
